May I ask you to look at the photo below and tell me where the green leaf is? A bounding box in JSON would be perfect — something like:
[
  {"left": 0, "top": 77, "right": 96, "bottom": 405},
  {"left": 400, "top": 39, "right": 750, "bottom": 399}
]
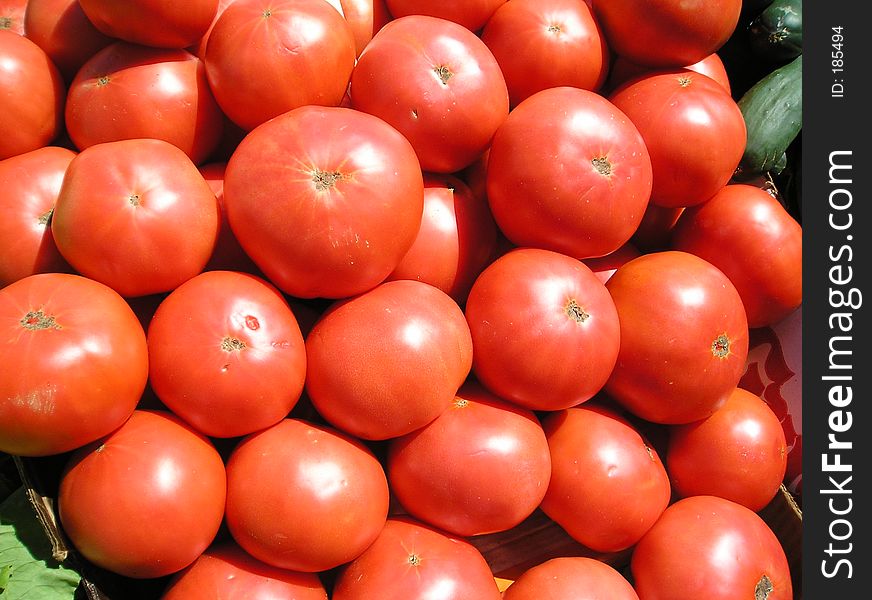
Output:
[{"left": 0, "top": 487, "right": 80, "bottom": 599}]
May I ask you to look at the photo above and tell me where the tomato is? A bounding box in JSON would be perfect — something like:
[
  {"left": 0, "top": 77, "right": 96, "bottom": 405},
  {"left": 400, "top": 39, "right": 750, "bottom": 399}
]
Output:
[
  {"left": 604, "top": 251, "right": 749, "bottom": 424},
  {"left": 23, "top": 0, "right": 114, "bottom": 82},
  {"left": 332, "top": 517, "right": 502, "bottom": 600},
  {"left": 0, "top": 146, "right": 75, "bottom": 286},
  {"left": 0, "top": 30, "right": 64, "bottom": 160},
  {"left": 147, "top": 270, "right": 307, "bottom": 438},
  {"left": 606, "top": 52, "right": 732, "bottom": 95},
  {"left": 58, "top": 410, "right": 226, "bottom": 579},
  {"left": 225, "top": 418, "right": 390, "bottom": 572},
  {"left": 384, "top": 0, "right": 506, "bottom": 31},
  {"left": 0, "top": 0, "right": 25, "bottom": 34},
  {"left": 350, "top": 15, "right": 509, "bottom": 173},
  {"left": 198, "top": 162, "right": 260, "bottom": 273},
  {"left": 591, "top": 0, "right": 741, "bottom": 67},
  {"left": 609, "top": 69, "right": 746, "bottom": 208},
  {"left": 77, "top": 0, "right": 219, "bottom": 48},
  {"left": 387, "top": 381, "right": 551, "bottom": 536},
  {"left": 204, "top": 0, "right": 356, "bottom": 131},
  {"left": 667, "top": 386, "right": 788, "bottom": 511},
  {"left": 486, "top": 87, "right": 652, "bottom": 259},
  {"left": 465, "top": 247, "right": 620, "bottom": 411},
  {"left": 631, "top": 495, "right": 793, "bottom": 599},
  {"left": 188, "top": 0, "right": 236, "bottom": 59},
  {"left": 65, "top": 42, "right": 224, "bottom": 164},
  {"left": 386, "top": 172, "right": 498, "bottom": 304},
  {"left": 306, "top": 279, "right": 472, "bottom": 440},
  {"left": 502, "top": 557, "right": 639, "bottom": 600},
  {"left": 324, "top": 0, "right": 393, "bottom": 56},
  {"left": 581, "top": 242, "right": 641, "bottom": 284},
  {"left": 161, "top": 541, "right": 328, "bottom": 600},
  {"left": 481, "top": 0, "right": 610, "bottom": 107},
  {"left": 671, "top": 183, "right": 803, "bottom": 328},
  {"left": 224, "top": 105, "right": 424, "bottom": 300},
  {"left": 630, "top": 203, "right": 684, "bottom": 252},
  {"left": 0, "top": 273, "right": 148, "bottom": 456},
  {"left": 51, "top": 139, "right": 220, "bottom": 297},
  {"left": 540, "top": 404, "right": 671, "bottom": 553}
]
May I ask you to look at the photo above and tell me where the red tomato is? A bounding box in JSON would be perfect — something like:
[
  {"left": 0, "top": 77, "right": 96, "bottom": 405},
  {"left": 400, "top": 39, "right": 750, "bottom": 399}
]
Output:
[
  {"left": 465, "top": 248, "right": 620, "bottom": 411},
  {"left": 147, "top": 270, "right": 307, "bottom": 438},
  {"left": 198, "top": 162, "right": 260, "bottom": 273},
  {"left": 631, "top": 495, "right": 793, "bottom": 599},
  {"left": 188, "top": 0, "right": 236, "bottom": 59},
  {"left": 58, "top": 410, "right": 226, "bottom": 579},
  {"left": 591, "top": 0, "right": 741, "bottom": 67},
  {"left": 0, "top": 0, "right": 25, "bottom": 34},
  {"left": 332, "top": 517, "right": 503, "bottom": 600},
  {"left": 581, "top": 242, "right": 641, "bottom": 284},
  {"left": 503, "top": 557, "right": 639, "bottom": 600},
  {"left": 0, "top": 273, "right": 148, "bottom": 456},
  {"left": 23, "top": 0, "right": 114, "bottom": 82},
  {"left": 204, "top": 0, "right": 356, "bottom": 131},
  {"left": 486, "top": 87, "right": 652, "bottom": 259},
  {"left": 324, "top": 0, "right": 393, "bottom": 56},
  {"left": 386, "top": 172, "right": 498, "bottom": 304},
  {"left": 481, "top": 0, "right": 610, "bottom": 107},
  {"left": 350, "top": 15, "right": 509, "bottom": 173},
  {"left": 384, "top": 0, "right": 506, "bottom": 31},
  {"left": 606, "top": 52, "right": 731, "bottom": 95},
  {"left": 77, "top": 0, "right": 219, "bottom": 48},
  {"left": 224, "top": 105, "right": 424, "bottom": 300},
  {"left": 667, "top": 387, "right": 788, "bottom": 511},
  {"left": 387, "top": 381, "right": 551, "bottom": 536},
  {"left": 51, "top": 139, "right": 219, "bottom": 297},
  {"left": 306, "top": 279, "right": 473, "bottom": 440},
  {"left": 630, "top": 203, "right": 684, "bottom": 252},
  {"left": 540, "top": 404, "right": 671, "bottom": 553},
  {"left": 0, "top": 30, "right": 64, "bottom": 160},
  {"left": 161, "top": 541, "right": 328, "bottom": 600},
  {"left": 609, "top": 69, "right": 746, "bottom": 208},
  {"left": 225, "top": 418, "right": 390, "bottom": 572},
  {"left": 671, "top": 183, "right": 803, "bottom": 327},
  {"left": 0, "top": 146, "right": 75, "bottom": 286},
  {"left": 605, "top": 251, "right": 749, "bottom": 424}
]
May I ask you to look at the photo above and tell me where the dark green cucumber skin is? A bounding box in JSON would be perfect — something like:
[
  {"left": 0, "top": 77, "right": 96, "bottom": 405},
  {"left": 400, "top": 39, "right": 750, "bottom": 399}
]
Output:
[
  {"left": 738, "top": 54, "right": 802, "bottom": 176},
  {"left": 749, "top": 0, "right": 803, "bottom": 61}
]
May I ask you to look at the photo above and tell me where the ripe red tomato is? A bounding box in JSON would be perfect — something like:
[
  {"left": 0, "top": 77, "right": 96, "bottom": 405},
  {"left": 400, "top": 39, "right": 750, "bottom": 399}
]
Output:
[
  {"left": 350, "top": 15, "right": 509, "bottom": 173},
  {"left": 77, "top": 0, "right": 219, "bottom": 48},
  {"left": 486, "top": 86, "right": 652, "bottom": 259},
  {"left": 540, "top": 404, "right": 671, "bottom": 553},
  {"left": 465, "top": 247, "right": 620, "bottom": 411},
  {"left": 607, "top": 52, "right": 732, "bottom": 95},
  {"left": 667, "top": 386, "right": 788, "bottom": 511},
  {"left": 0, "top": 30, "right": 64, "bottom": 160},
  {"left": 604, "top": 251, "right": 750, "bottom": 424},
  {"left": 384, "top": 0, "right": 506, "bottom": 31},
  {"left": 147, "top": 270, "right": 307, "bottom": 438},
  {"left": 198, "top": 162, "right": 261, "bottom": 273},
  {"left": 161, "top": 541, "right": 328, "bottom": 600},
  {"left": 306, "top": 279, "right": 473, "bottom": 440},
  {"left": 591, "top": 0, "right": 741, "bottom": 67},
  {"left": 502, "top": 557, "right": 639, "bottom": 600},
  {"left": 58, "top": 410, "right": 227, "bottom": 579},
  {"left": 671, "top": 183, "right": 803, "bottom": 327},
  {"left": 324, "top": 0, "right": 393, "bottom": 56},
  {"left": 582, "top": 242, "right": 642, "bottom": 284},
  {"left": 0, "top": 0, "right": 25, "bottom": 34},
  {"left": 51, "top": 138, "right": 220, "bottom": 297},
  {"left": 387, "top": 381, "right": 551, "bottom": 536},
  {"left": 204, "top": 0, "right": 356, "bottom": 131},
  {"left": 224, "top": 105, "right": 424, "bottom": 300},
  {"left": 0, "top": 146, "right": 75, "bottom": 286},
  {"left": 224, "top": 418, "right": 390, "bottom": 572},
  {"left": 332, "top": 517, "right": 503, "bottom": 600},
  {"left": 481, "top": 0, "right": 610, "bottom": 106},
  {"left": 609, "top": 69, "right": 746, "bottom": 208},
  {"left": 630, "top": 203, "right": 684, "bottom": 252},
  {"left": 0, "top": 273, "right": 148, "bottom": 456},
  {"left": 631, "top": 495, "right": 793, "bottom": 599}
]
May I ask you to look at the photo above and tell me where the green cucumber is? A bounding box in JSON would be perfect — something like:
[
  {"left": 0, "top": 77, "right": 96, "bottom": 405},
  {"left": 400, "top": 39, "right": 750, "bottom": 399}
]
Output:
[
  {"left": 737, "top": 54, "right": 802, "bottom": 177},
  {"left": 748, "top": 0, "right": 803, "bottom": 61}
]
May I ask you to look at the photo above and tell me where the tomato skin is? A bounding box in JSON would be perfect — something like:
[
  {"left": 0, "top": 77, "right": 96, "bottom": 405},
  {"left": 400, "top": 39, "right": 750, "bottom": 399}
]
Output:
[
  {"left": 540, "top": 404, "right": 671, "bottom": 553},
  {"left": 65, "top": 42, "right": 224, "bottom": 164},
  {"left": 671, "top": 184, "right": 802, "bottom": 328},
  {"left": 350, "top": 15, "right": 509, "bottom": 173},
  {"left": 0, "top": 146, "right": 76, "bottom": 286},
  {"left": 486, "top": 86, "right": 652, "bottom": 259},
  {"left": 225, "top": 418, "right": 390, "bottom": 573},
  {"left": 465, "top": 247, "right": 620, "bottom": 411},
  {"left": 384, "top": 0, "right": 506, "bottom": 31},
  {"left": 77, "top": 0, "right": 219, "bottom": 48},
  {"left": 332, "top": 517, "right": 503, "bottom": 600},
  {"left": 502, "top": 556, "right": 639, "bottom": 600},
  {"left": 631, "top": 495, "right": 793, "bottom": 599},
  {"left": 306, "top": 280, "right": 473, "bottom": 440},
  {"left": 605, "top": 251, "right": 749, "bottom": 424},
  {"left": 58, "top": 410, "right": 227, "bottom": 579},
  {"left": 0, "top": 273, "right": 148, "bottom": 456}
]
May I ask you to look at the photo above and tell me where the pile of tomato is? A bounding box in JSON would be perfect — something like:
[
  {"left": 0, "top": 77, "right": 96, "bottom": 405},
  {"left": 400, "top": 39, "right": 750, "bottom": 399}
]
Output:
[{"left": 0, "top": 0, "right": 802, "bottom": 598}]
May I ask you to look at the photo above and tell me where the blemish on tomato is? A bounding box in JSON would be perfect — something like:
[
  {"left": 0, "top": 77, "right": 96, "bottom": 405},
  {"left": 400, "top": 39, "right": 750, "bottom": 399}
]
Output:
[
  {"left": 711, "top": 333, "right": 731, "bottom": 358},
  {"left": 38, "top": 208, "right": 54, "bottom": 226},
  {"left": 433, "top": 65, "right": 453, "bottom": 85},
  {"left": 245, "top": 315, "right": 260, "bottom": 330},
  {"left": 755, "top": 574, "right": 774, "bottom": 599},
  {"left": 20, "top": 309, "right": 61, "bottom": 331}
]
